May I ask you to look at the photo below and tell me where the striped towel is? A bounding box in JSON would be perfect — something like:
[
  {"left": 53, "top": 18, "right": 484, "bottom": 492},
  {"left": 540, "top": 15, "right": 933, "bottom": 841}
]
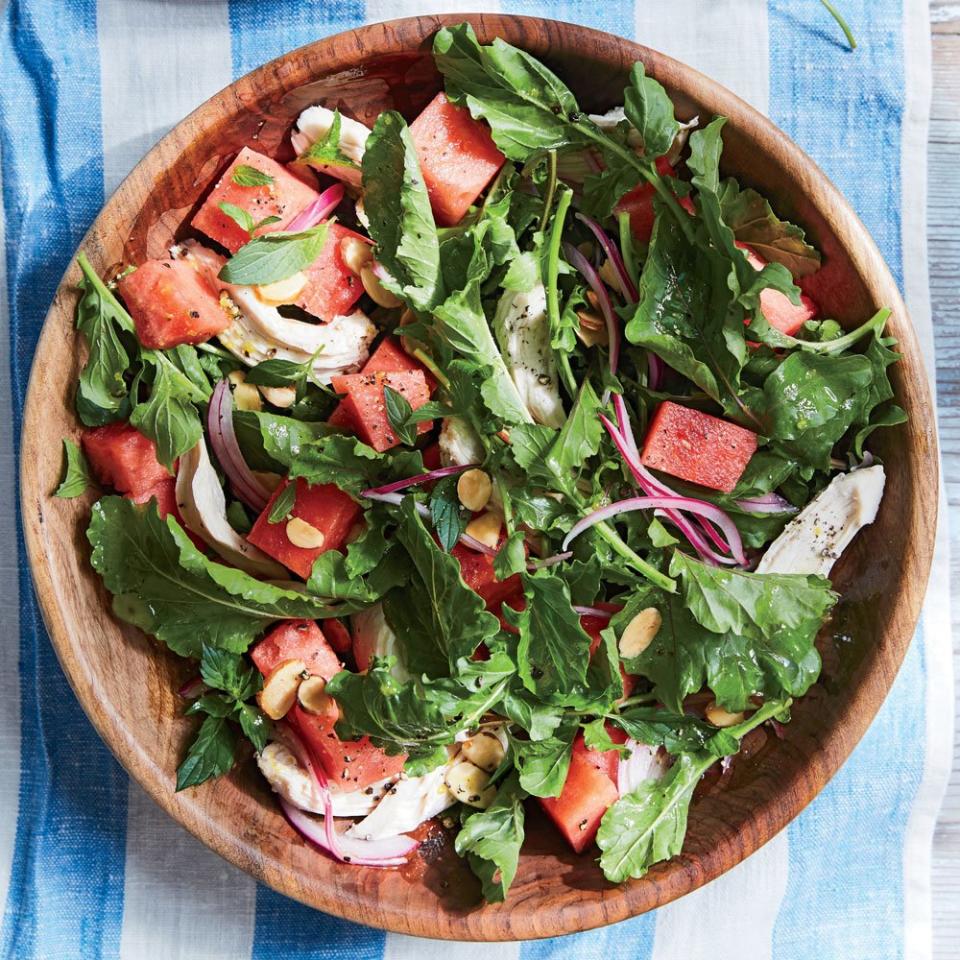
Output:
[{"left": 0, "top": 1, "right": 951, "bottom": 958}]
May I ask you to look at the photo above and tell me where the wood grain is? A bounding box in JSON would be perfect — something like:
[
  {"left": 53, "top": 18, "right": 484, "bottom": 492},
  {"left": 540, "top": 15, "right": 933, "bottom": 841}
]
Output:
[
  {"left": 17, "top": 14, "right": 940, "bottom": 941},
  {"left": 930, "top": 2, "right": 960, "bottom": 956}
]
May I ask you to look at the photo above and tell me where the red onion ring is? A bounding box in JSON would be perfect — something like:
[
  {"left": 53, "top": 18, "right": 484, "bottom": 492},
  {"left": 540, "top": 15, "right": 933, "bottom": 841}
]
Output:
[
  {"left": 362, "top": 464, "right": 475, "bottom": 498},
  {"left": 735, "top": 493, "right": 798, "bottom": 515},
  {"left": 575, "top": 213, "right": 638, "bottom": 303},
  {"left": 526, "top": 551, "right": 573, "bottom": 570},
  {"left": 563, "top": 495, "right": 746, "bottom": 565},
  {"left": 286, "top": 183, "right": 346, "bottom": 231},
  {"left": 572, "top": 605, "right": 616, "bottom": 619},
  {"left": 208, "top": 380, "right": 270, "bottom": 512},
  {"left": 177, "top": 676, "right": 206, "bottom": 699},
  {"left": 564, "top": 241, "right": 620, "bottom": 378},
  {"left": 276, "top": 725, "right": 417, "bottom": 867},
  {"left": 600, "top": 412, "right": 743, "bottom": 566}
]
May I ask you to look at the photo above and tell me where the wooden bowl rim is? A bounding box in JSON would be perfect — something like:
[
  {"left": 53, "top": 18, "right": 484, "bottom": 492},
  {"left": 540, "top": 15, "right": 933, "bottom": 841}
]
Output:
[{"left": 19, "top": 13, "right": 939, "bottom": 940}]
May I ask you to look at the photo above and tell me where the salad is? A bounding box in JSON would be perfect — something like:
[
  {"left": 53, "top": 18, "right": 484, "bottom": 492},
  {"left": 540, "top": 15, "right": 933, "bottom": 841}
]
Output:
[{"left": 57, "top": 23, "right": 904, "bottom": 900}]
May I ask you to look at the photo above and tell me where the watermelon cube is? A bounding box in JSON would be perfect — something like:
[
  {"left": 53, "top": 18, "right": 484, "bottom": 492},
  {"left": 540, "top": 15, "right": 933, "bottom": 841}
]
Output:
[
  {"left": 82, "top": 422, "right": 171, "bottom": 496},
  {"left": 246, "top": 478, "right": 361, "bottom": 579},
  {"left": 295, "top": 223, "right": 367, "bottom": 322},
  {"left": 640, "top": 401, "right": 758, "bottom": 494},
  {"left": 615, "top": 157, "right": 676, "bottom": 243},
  {"left": 290, "top": 703, "right": 406, "bottom": 791},
  {"left": 539, "top": 740, "right": 620, "bottom": 853},
  {"left": 327, "top": 336, "right": 432, "bottom": 432},
  {"left": 117, "top": 257, "right": 232, "bottom": 349},
  {"left": 409, "top": 92, "right": 506, "bottom": 227},
  {"left": 452, "top": 541, "right": 523, "bottom": 611},
  {"left": 251, "top": 620, "right": 342, "bottom": 679},
  {"left": 192, "top": 146, "right": 320, "bottom": 254},
  {"left": 329, "top": 370, "right": 432, "bottom": 452},
  {"left": 737, "top": 243, "right": 818, "bottom": 337}
]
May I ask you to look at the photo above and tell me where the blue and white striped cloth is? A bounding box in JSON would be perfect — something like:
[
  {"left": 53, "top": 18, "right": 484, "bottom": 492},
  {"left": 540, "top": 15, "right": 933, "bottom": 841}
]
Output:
[{"left": 0, "top": 1, "right": 951, "bottom": 957}]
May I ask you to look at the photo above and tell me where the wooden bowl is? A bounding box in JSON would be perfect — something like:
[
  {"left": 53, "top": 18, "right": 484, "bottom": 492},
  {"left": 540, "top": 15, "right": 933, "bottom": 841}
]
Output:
[{"left": 20, "top": 13, "right": 938, "bottom": 941}]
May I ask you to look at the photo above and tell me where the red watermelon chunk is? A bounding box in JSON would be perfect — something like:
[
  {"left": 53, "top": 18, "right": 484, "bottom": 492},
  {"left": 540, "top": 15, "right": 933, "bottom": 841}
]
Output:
[
  {"left": 246, "top": 478, "right": 361, "bottom": 579},
  {"left": 289, "top": 703, "right": 406, "bottom": 791},
  {"left": 251, "top": 620, "right": 342, "bottom": 679},
  {"left": 737, "top": 243, "right": 818, "bottom": 337},
  {"left": 327, "top": 336, "right": 432, "bottom": 432},
  {"left": 329, "top": 370, "right": 432, "bottom": 452},
  {"left": 453, "top": 540, "right": 524, "bottom": 611},
  {"left": 321, "top": 618, "right": 353, "bottom": 657},
  {"left": 640, "top": 401, "right": 757, "bottom": 494},
  {"left": 192, "top": 146, "right": 320, "bottom": 254},
  {"left": 82, "top": 422, "right": 171, "bottom": 495},
  {"left": 295, "top": 223, "right": 367, "bottom": 322},
  {"left": 615, "top": 157, "right": 676, "bottom": 243},
  {"left": 539, "top": 738, "right": 620, "bottom": 853},
  {"left": 117, "top": 257, "right": 232, "bottom": 349},
  {"left": 409, "top": 92, "right": 506, "bottom": 227}
]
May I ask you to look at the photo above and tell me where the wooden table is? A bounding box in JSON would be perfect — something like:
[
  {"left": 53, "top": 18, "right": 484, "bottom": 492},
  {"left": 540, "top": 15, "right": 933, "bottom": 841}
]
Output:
[{"left": 931, "top": 2, "right": 959, "bottom": 956}]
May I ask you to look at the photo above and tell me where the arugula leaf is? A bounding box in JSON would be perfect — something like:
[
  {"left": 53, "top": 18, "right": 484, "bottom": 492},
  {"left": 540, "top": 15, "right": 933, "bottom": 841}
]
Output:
[
  {"left": 232, "top": 411, "right": 332, "bottom": 471},
  {"left": 509, "top": 718, "right": 577, "bottom": 797},
  {"left": 455, "top": 771, "right": 527, "bottom": 902},
  {"left": 176, "top": 715, "right": 239, "bottom": 791},
  {"left": 55, "top": 439, "right": 91, "bottom": 499},
  {"left": 296, "top": 109, "right": 359, "bottom": 171},
  {"left": 232, "top": 164, "right": 274, "bottom": 187},
  {"left": 717, "top": 179, "right": 821, "bottom": 277},
  {"left": 75, "top": 253, "right": 134, "bottom": 426},
  {"left": 623, "top": 61, "right": 679, "bottom": 159},
  {"left": 267, "top": 482, "right": 297, "bottom": 524},
  {"left": 493, "top": 530, "right": 526, "bottom": 580},
  {"left": 581, "top": 716, "right": 629, "bottom": 755},
  {"left": 326, "top": 654, "right": 514, "bottom": 764},
  {"left": 500, "top": 684, "right": 565, "bottom": 741},
  {"left": 89, "top": 496, "right": 352, "bottom": 658},
  {"left": 289, "top": 434, "right": 383, "bottom": 495},
  {"left": 505, "top": 569, "right": 591, "bottom": 701},
  {"left": 430, "top": 475, "right": 468, "bottom": 553},
  {"left": 390, "top": 499, "right": 500, "bottom": 675},
  {"left": 218, "top": 225, "right": 330, "bottom": 286},
  {"left": 361, "top": 111, "right": 443, "bottom": 311},
  {"left": 306, "top": 549, "right": 401, "bottom": 603},
  {"left": 546, "top": 379, "right": 602, "bottom": 479},
  {"left": 850, "top": 329, "right": 907, "bottom": 455},
  {"left": 130, "top": 351, "right": 205, "bottom": 470},
  {"left": 761, "top": 351, "right": 875, "bottom": 470},
  {"left": 609, "top": 707, "right": 737, "bottom": 758},
  {"left": 383, "top": 384, "right": 418, "bottom": 446},
  {"left": 434, "top": 23, "right": 585, "bottom": 161},
  {"left": 597, "top": 700, "right": 788, "bottom": 881}
]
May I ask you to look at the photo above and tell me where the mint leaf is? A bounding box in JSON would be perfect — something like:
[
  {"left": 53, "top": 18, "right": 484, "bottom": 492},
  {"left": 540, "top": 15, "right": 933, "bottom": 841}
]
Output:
[
  {"left": 88, "top": 496, "right": 353, "bottom": 657},
  {"left": 176, "top": 715, "right": 238, "bottom": 791},
  {"left": 238, "top": 703, "right": 271, "bottom": 753},
  {"left": 219, "top": 225, "right": 330, "bottom": 286},
  {"left": 267, "top": 482, "right": 297, "bottom": 524},
  {"left": 232, "top": 164, "right": 275, "bottom": 187},
  {"left": 199, "top": 644, "right": 261, "bottom": 701},
  {"left": 297, "top": 109, "right": 358, "bottom": 171},
  {"left": 218, "top": 201, "right": 256, "bottom": 235},
  {"left": 455, "top": 771, "right": 527, "bottom": 902},
  {"left": 383, "top": 384, "right": 418, "bottom": 446},
  {"left": 55, "top": 439, "right": 91, "bottom": 499},
  {"left": 429, "top": 475, "right": 468, "bottom": 553}
]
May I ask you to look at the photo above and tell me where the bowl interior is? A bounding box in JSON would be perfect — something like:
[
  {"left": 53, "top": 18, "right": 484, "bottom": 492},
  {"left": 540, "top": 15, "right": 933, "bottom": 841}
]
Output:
[{"left": 19, "top": 14, "right": 938, "bottom": 941}]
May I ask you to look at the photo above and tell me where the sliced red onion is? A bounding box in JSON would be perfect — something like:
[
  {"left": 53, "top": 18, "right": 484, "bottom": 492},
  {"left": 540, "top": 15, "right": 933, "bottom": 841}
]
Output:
[
  {"left": 459, "top": 533, "right": 498, "bottom": 557},
  {"left": 735, "top": 493, "right": 799, "bottom": 515},
  {"left": 612, "top": 395, "right": 639, "bottom": 459},
  {"left": 600, "top": 412, "right": 744, "bottom": 565},
  {"left": 564, "top": 241, "right": 620, "bottom": 377},
  {"left": 563, "top": 495, "right": 746, "bottom": 566},
  {"left": 572, "top": 605, "right": 616, "bottom": 619},
  {"left": 177, "top": 676, "right": 206, "bottom": 699},
  {"left": 208, "top": 380, "right": 270, "bottom": 512},
  {"left": 647, "top": 353, "right": 665, "bottom": 391},
  {"left": 285, "top": 184, "right": 345, "bottom": 231},
  {"left": 526, "top": 551, "right": 573, "bottom": 570},
  {"left": 280, "top": 800, "right": 418, "bottom": 868},
  {"left": 617, "top": 738, "right": 667, "bottom": 797},
  {"left": 362, "top": 464, "right": 474, "bottom": 498},
  {"left": 575, "top": 213, "right": 638, "bottom": 303}
]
